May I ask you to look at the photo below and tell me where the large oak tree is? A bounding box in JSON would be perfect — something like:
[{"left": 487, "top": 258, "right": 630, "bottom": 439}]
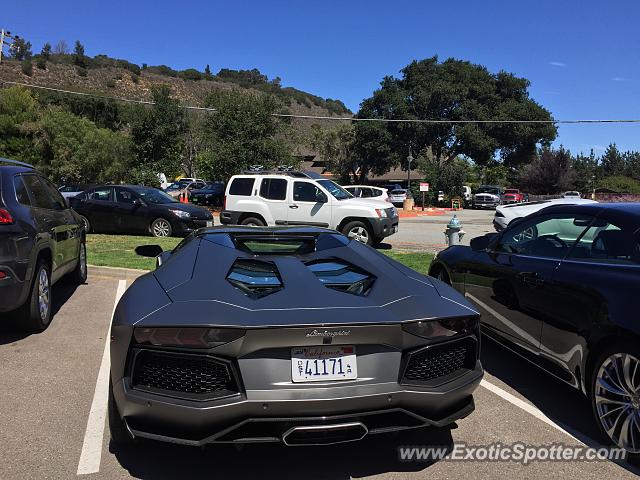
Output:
[{"left": 354, "top": 56, "right": 557, "bottom": 180}]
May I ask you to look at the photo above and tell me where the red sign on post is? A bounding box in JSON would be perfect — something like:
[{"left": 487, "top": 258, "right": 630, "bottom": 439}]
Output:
[{"left": 419, "top": 182, "right": 429, "bottom": 192}]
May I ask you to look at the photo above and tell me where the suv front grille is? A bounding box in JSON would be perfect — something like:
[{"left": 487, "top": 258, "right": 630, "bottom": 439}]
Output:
[
  {"left": 401, "top": 337, "right": 476, "bottom": 386},
  {"left": 131, "top": 350, "right": 239, "bottom": 400}
]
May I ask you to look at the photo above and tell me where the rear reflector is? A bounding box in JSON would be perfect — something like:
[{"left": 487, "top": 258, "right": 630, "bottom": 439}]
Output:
[
  {"left": 0, "top": 209, "right": 13, "bottom": 224},
  {"left": 0, "top": 271, "right": 6, "bottom": 279}
]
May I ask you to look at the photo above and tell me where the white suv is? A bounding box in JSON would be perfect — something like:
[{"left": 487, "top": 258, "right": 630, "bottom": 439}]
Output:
[{"left": 220, "top": 172, "right": 398, "bottom": 245}]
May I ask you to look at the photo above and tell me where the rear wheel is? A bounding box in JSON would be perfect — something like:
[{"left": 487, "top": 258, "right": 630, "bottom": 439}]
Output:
[
  {"left": 241, "top": 217, "right": 265, "bottom": 227},
  {"left": 108, "top": 378, "right": 135, "bottom": 445},
  {"left": 18, "top": 260, "right": 52, "bottom": 332},
  {"left": 590, "top": 342, "right": 640, "bottom": 458},
  {"left": 79, "top": 215, "right": 91, "bottom": 233},
  {"left": 66, "top": 239, "right": 87, "bottom": 284},
  {"left": 342, "top": 221, "right": 373, "bottom": 246},
  {"left": 150, "top": 218, "right": 172, "bottom": 237}
]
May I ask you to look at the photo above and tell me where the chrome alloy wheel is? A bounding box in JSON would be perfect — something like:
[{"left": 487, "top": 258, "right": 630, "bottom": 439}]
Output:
[
  {"left": 347, "top": 226, "right": 370, "bottom": 244},
  {"left": 37, "top": 267, "right": 50, "bottom": 321},
  {"left": 152, "top": 219, "right": 171, "bottom": 237},
  {"left": 595, "top": 352, "right": 640, "bottom": 453}
]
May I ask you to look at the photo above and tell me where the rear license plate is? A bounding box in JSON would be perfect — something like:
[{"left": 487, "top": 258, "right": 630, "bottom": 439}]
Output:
[
  {"left": 206, "top": 220, "right": 214, "bottom": 227},
  {"left": 291, "top": 346, "right": 357, "bottom": 382}
]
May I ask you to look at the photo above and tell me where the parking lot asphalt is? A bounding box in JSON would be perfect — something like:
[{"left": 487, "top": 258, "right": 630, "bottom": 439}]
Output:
[
  {"left": 1, "top": 266, "right": 638, "bottom": 479},
  {"left": 385, "top": 209, "right": 496, "bottom": 252}
]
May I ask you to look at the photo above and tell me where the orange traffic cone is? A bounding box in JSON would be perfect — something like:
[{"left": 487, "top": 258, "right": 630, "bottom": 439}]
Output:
[{"left": 180, "top": 190, "right": 189, "bottom": 203}]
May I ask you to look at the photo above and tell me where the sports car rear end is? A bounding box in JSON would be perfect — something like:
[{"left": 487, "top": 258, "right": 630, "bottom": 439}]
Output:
[{"left": 109, "top": 227, "right": 483, "bottom": 446}]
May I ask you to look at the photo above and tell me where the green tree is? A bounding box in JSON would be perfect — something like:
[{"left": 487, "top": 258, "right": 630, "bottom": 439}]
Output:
[
  {"left": 204, "top": 64, "right": 212, "bottom": 78},
  {"left": 0, "top": 87, "right": 39, "bottom": 162},
  {"left": 600, "top": 143, "right": 625, "bottom": 176},
  {"left": 197, "top": 91, "right": 293, "bottom": 180},
  {"left": 310, "top": 124, "right": 357, "bottom": 183},
  {"left": 74, "top": 40, "right": 86, "bottom": 67},
  {"left": 40, "top": 42, "right": 52, "bottom": 60},
  {"left": 354, "top": 56, "right": 557, "bottom": 180},
  {"left": 519, "top": 147, "right": 574, "bottom": 194},
  {"left": 571, "top": 149, "right": 598, "bottom": 193},
  {"left": 9, "top": 37, "right": 32, "bottom": 61},
  {"left": 130, "top": 86, "right": 186, "bottom": 182}
]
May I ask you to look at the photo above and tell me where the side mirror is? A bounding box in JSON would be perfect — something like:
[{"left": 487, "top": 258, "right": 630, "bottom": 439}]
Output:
[
  {"left": 135, "top": 244, "right": 163, "bottom": 258},
  {"left": 156, "top": 251, "right": 172, "bottom": 268},
  {"left": 470, "top": 233, "right": 498, "bottom": 251}
]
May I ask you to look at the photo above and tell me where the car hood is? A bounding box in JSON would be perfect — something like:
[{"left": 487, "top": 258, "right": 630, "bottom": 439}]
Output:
[
  {"left": 340, "top": 197, "right": 392, "bottom": 209},
  {"left": 117, "top": 236, "right": 478, "bottom": 328}
]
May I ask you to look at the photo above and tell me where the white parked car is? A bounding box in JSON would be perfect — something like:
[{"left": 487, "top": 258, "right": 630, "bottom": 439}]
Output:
[
  {"left": 563, "top": 191, "right": 581, "bottom": 198},
  {"left": 462, "top": 186, "right": 472, "bottom": 202},
  {"left": 493, "top": 198, "right": 598, "bottom": 231},
  {"left": 220, "top": 171, "right": 399, "bottom": 245},
  {"left": 343, "top": 185, "right": 390, "bottom": 202},
  {"left": 388, "top": 189, "right": 408, "bottom": 205}
]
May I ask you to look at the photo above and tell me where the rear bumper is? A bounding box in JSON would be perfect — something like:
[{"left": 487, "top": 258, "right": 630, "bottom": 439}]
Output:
[
  {"left": 0, "top": 265, "right": 28, "bottom": 312},
  {"left": 219, "top": 210, "right": 242, "bottom": 225},
  {"left": 113, "top": 360, "right": 482, "bottom": 446}
]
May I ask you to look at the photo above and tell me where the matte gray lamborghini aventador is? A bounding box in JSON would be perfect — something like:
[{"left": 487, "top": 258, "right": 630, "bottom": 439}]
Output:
[{"left": 109, "top": 226, "right": 483, "bottom": 446}]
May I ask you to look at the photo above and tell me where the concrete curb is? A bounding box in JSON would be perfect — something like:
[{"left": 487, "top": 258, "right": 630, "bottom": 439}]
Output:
[{"left": 88, "top": 264, "right": 148, "bottom": 281}]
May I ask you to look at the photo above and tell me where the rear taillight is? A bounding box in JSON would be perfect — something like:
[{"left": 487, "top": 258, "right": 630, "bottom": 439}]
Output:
[
  {"left": 0, "top": 209, "right": 13, "bottom": 224},
  {"left": 223, "top": 195, "right": 227, "bottom": 210},
  {"left": 0, "top": 271, "right": 7, "bottom": 279}
]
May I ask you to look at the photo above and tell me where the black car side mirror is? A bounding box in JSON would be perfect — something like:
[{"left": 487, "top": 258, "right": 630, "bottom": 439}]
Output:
[
  {"left": 470, "top": 233, "right": 498, "bottom": 251},
  {"left": 135, "top": 245, "right": 163, "bottom": 258}
]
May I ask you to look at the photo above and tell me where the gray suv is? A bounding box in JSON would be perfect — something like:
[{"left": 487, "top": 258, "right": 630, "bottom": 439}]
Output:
[{"left": 0, "top": 159, "right": 87, "bottom": 331}]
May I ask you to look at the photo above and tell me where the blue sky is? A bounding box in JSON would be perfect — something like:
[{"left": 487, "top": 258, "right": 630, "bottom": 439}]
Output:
[{"left": 5, "top": 0, "right": 640, "bottom": 154}]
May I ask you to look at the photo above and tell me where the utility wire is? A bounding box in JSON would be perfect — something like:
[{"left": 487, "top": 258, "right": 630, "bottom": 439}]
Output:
[{"left": 3, "top": 80, "right": 640, "bottom": 124}]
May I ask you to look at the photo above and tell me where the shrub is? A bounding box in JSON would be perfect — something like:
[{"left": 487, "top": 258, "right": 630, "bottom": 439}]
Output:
[
  {"left": 130, "top": 73, "right": 139, "bottom": 84},
  {"left": 36, "top": 57, "right": 47, "bottom": 70},
  {"left": 76, "top": 66, "right": 87, "bottom": 77},
  {"left": 179, "top": 68, "right": 202, "bottom": 81},
  {"left": 22, "top": 59, "right": 33, "bottom": 76},
  {"left": 106, "top": 79, "right": 116, "bottom": 88}
]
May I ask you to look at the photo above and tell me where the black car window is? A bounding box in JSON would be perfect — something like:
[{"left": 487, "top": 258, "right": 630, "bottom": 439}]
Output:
[
  {"left": 568, "top": 220, "right": 639, "bottom": 265},
  {"left": 293, "top": 182, "right": 324, "bottom": 202},
  {"left": 360, "top": 187, "right": 374, "bottom": 198},
  {"left": 497, "top": 214, "right": 593, "bottom": 259},
  {"left": 259, "top": 178, "right": 287, "bottom": 200},
  {"left": 115, "top": 187, "right": 136, "bottom": 204},
  {"left": 22, "top": 175, "right": 56, "bottom": 210},
  {"left": 13, "top": 175, "right": 31, "bottom": 205},
  {"left": 229, "top": 177, "right": 254, "bottom": 196},
  {"left": 40, "top": 176, "right": 67, "bottom": 210},
  {"left": 87, "top": 187, "right": 113, "bottom": 202}
]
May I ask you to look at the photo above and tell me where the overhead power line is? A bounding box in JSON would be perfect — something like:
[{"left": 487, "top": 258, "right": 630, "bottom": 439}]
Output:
[{"left": 3, "top": 80, "right": 640, "bottom": 125}]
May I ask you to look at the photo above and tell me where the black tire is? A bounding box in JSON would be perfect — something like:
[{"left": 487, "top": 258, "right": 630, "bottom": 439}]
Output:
[
  {"left": 66, "top": 239, "right": 88, "bottom": 284},
  {"left": 79, "top": 215, "right": 91, "bottom": 233},
  {"left": 17, "top": 259, "right": 52, "bottom": 332},
  {"left": 150, "top": 218, "right": 173, "bottom": 237},
  {"left": 589, "top": 341, "right": 640, "bottom": 458},
  {"left": 108, "top": 378, "right": 135, "bottom": 445},
  {"left": 342, "top": 221, "right": 373, "bottom": 246},
  {"left": 241, "top": 216, "right": 265, "bottom": 227}
]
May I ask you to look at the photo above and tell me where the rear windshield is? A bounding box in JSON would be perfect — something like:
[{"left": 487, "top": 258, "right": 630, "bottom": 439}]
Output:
[
  {"left": 390, "top": 189, "right": 406, "bottom": 195},
  {"left": 229, "top": 177, "right": 255, "bottom": 196}
]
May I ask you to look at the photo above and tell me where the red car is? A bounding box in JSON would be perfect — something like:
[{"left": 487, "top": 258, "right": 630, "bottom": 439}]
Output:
[{"left": 502, "top": 188, "right": 524, "bottom": 204}]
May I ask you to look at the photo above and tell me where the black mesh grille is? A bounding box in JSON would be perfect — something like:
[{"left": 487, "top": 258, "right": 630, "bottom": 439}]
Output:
[
  {"left": 131, "top": 350, "right": 239, "bottom": 400},
  {"left": 402, "top": 338, "right": 475, "bottom": 385}
]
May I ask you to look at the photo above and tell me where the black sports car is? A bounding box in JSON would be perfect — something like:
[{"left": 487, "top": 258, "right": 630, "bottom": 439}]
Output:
[
  {"left": 429, "top": 202, "right": 640, "bottom": 455},
  {"left": 109, "top": 226, "right": 483, "bottom": 447},
  {"left": 70, "top": 185, "right": 214, "bottom": 237}
]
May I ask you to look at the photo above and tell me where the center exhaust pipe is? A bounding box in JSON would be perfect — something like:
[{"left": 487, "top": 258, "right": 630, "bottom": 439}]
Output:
[{"left": 282, "top": 422, "right": 368, "bottom": 446}]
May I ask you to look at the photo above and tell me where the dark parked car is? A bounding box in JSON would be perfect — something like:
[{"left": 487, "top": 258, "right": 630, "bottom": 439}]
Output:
[
  {"left": 428, "top": 203, "right": 640, "bottom": 456},
  {"left": 0, "top": 159, "right": 87, "bottom": 331},
  {"left": 189, "top": 181, "right": 225, "bottom": 207},
  {"left": 70, "top": 185, "right": 214, "bottom": 237},
  {"left": 58, "top": 183, "right": 94, "bottom": 199},
  {"left": 108, "top": 226, "right": 483, "bottom": 447}
]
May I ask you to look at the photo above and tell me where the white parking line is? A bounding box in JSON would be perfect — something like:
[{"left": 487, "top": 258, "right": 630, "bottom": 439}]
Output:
[
  {"left": 77, "top": 279, "right": 127, "bottom": 476},
  {"left": 480, "top": 379, "right": 584, "bottom": 445}
]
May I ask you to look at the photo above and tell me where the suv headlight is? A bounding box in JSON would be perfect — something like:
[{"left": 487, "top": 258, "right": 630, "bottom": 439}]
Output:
[
  {"left": 375, "top": 208, "right": 388, "bottom": 218},
  {"left": 169, "top": 209, "right": 191, "bottom": 219}
]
